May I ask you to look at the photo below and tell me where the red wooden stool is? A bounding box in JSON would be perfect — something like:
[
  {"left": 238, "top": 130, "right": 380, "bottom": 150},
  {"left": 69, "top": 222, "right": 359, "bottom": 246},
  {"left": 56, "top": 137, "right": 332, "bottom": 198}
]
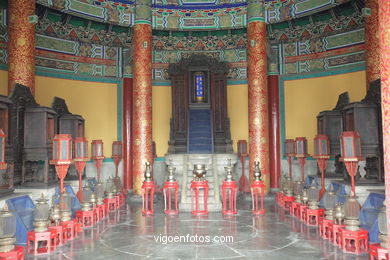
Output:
[
  {"left": 97, "top": 204, "right": 105, "bottom": 220},
  {"left": 76, "top": 210, "right": 94, "bottom": 228},
  {"left": 93, "top": 207, "right": 99, "bottom": 223},
  {"left": 114, "top": 195, "right": 120, "bottom": 209},
  {"left": 119, "top": 193, "right": 125, "bottom": 206},
  {"left": 370, "top": 243, "right": 389, "bottom": 260},
  {"left": 48, "top": 225, "right": 64, "bottom": 247},
  {"left": 300, "top": 205, "right": 308, "bottom": 223},
  {"left": 141, "top": 181, "right": 155, "bottom": 215},
  {"left": 104, "top": 198, "right": 117, "bottom": 212},
  {"left": 163, "top": 181, "right": 179, "bottom": 215},
  {"left": 331, "top": 223, "right": 345, "bottom": 246},
  {"left": 222, "top": 180, "right": 238, "bottom": 216},
  {"left": 341, "top": 228, "right": 369, "bottom": 254},
  {"left": 283, "top": 196, "right": 295, "bottom": 210},
  {"left": 0, "top": 245, "right": 24, "bottom": 259},
  {"left": 104, "top": 203, "right": 108, "bottom": 217},
  {"left": 276, "top": 192, "right": 284, "bottom": 205},
  {"left": 27, "top": 230, "right": 56, "bottom": 254},
  {"left": 62, "top": 220, "right": 76, "bottom": 241},
  {"left": 306, "top": 208, "right": 324, "bottom": 226},
  {"left": 290, "top": 201, "right": 301, "bottom": 218},
  {"left": 251, "top": 180, "right": 265, "bottom": 215},
  {"left": 320, "top": 219, "right": 333, "bottom": 240},
  {"left": 74, "top": 219, "right": 82, "bottom": 234},
  {"left": 190, "top": 180, "right": 209, "bottom": 216}
]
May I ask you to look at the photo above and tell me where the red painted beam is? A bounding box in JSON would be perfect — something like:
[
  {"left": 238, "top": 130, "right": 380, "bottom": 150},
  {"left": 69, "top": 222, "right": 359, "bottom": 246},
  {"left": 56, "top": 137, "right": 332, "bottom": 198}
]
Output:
[
  {"left": 268, "top": 75, "right": 281, "bottom": 189},
  {"left": 123, "top": 78, "right": 133, "bottom": 190}
]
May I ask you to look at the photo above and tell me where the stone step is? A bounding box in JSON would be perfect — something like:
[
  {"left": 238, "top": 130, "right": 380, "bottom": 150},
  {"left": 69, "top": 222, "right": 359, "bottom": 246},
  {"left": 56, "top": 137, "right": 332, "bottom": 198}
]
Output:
[
  {"left": 188, "top": 134, "right": 212, "bottom": 139},
  {"left": 189, "top": 150, "right": 213, "bottom": 154},
  {"left": 189, "top": 127, "right": 211, "bottom": 132},
  {"left": 188, "top": 140, "right": 212, "bottom": 145},
  {"left": 185, "top": 183, "right": 216, "bottom": 188},
  {"left": 185, "top": 191, "right": 216, "bottom": 198},
  {"left": 185, "top": 177, "right": 215, "bottom": 183}
]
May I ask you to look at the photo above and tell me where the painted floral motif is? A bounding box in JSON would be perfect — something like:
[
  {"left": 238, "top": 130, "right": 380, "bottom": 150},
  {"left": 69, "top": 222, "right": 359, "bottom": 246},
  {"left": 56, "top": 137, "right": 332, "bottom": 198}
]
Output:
[
  {"left": 8, "top": 0, "right": 36, "bottom": 94},
  {"left": 366, "top": 0, "right": 380, "bottom": 84},
  {"left": 36, "top": 57, "right": 74, "bottom": 71},
  {"left": 79, "top": 43, "right": 93, "bottom": 57}
]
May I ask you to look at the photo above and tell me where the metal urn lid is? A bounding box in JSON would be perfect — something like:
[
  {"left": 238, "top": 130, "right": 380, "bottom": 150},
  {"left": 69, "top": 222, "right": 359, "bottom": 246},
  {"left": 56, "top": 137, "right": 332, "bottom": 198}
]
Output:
[
  {"left": 253, "top": 161, "right": 262, "bottom": 181},
  {"left": 144, "top": 162, "right": 153, "bottom": 182},
  {"left": 193, "top": 164, "right": 206, "bottom": 180},
  {"left": 225, "top": 159, "right": 234, "bottom": 182}
]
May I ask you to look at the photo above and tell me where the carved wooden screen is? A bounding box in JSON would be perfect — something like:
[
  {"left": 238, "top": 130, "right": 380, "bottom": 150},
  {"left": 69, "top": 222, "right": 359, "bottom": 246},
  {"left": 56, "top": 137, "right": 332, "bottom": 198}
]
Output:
[
  {"left": 168, "top": 54, "right": 232, "bottom": 154},
  {"left": 211, "top": 73, "right": 226, "bottom": 134},
  {"left": 171, "top": 74, "right": 188, "bottom": 135}
]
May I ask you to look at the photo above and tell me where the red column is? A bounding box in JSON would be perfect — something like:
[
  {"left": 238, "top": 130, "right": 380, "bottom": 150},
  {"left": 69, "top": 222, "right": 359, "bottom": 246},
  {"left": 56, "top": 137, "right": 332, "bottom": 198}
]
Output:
[
  {"left": 132, "top": 24, "right": 153, "bottom": 195},
  {"left": 366, "top": 0, "right": 380, "bottom": 89},
  {"left": 247, "top": 21, "right": 270, "bottom": 193},
  {"left": 123, "top": 78, "right": 133, "bottom": 190},
  {"left": 379, "top": 1, "right": 390, "bottom": 250},
  {"left": 8, "top": 0, "right": 35, "bottom": 94},
  {"left": 268, "top": 75, "right": 280, "bottom": 190}
]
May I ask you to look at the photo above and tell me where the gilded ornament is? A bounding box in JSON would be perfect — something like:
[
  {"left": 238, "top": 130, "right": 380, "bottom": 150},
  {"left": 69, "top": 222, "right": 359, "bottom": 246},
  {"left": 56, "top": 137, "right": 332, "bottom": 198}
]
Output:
[
  {"left": 385, "top": 28, "right": 390, "bottom": 50},
  {"left": 141, "top": 119, "right": 148, "bottom": 127},
  {"left": 17, "top": 37, "right": 26, "bottom": 47}
]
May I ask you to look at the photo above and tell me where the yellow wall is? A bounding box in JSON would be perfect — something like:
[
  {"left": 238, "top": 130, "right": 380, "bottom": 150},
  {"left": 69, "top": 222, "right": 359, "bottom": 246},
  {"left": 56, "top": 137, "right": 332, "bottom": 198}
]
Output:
[
  {"left": 227, "top": 84, "right": 249, "bottom": 152},
  {"left": 152, "top": 86, "right": 172, "bottom": 157},
  {"left": 284, "top": 71, "right": 366, "bottom": 155},
  {"left": 35, "top": 76, "right": 118, "bottom": 157},
  {"left": 0, "top": 71, "right": 118, "bottom": 156}
]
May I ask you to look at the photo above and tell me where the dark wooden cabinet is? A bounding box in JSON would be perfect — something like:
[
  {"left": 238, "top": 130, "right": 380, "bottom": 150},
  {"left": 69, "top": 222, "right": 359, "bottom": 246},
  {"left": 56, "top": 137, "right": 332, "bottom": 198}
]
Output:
[
  {"left": 22, "top": 106, "right": 57, "bottom": 186},
  {"left": 52, "top": 97, "right": 85, "bottom": 139},
  {"left": 317, "top": 110, "right": 343, "bottom": 157},
  {"left": 342, "top": 102, "right": 379, "bottom": 156},
  {"left": 341, "top": 80, "right": 383, "bottom": 183},
  {"left": 316, "top": 80, "right": 383, "bottom": 184},
  {"left": 59, "top": 114, "right": 85, "bottom": 138},
  {"left": 316, "top": 92, "right": 349, "bottom": 177},
  {"left": 51, "top": 97, "right": 85, "bottom": 180},
  {"left": 342, "top": 101, "right": 382, "bottom": 183},
  {"left": 8, "top": 84, "right": 39, "bottom": 186}
]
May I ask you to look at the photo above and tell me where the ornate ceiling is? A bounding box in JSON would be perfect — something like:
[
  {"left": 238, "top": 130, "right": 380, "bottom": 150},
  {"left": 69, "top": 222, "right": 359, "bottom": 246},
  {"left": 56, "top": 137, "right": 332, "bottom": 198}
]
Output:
[
  {"left": 36, "top": 0, "right": 354, "bottom": 29},
  {"left": 30, "top": 0, "right": 363, "bottom": 49}
]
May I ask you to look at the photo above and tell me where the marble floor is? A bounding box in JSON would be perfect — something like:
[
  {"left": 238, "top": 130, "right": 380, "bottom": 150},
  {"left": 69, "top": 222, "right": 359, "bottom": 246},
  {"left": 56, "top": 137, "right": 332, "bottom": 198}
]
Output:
[{"left": 26, "top": 195, "right": 369, "bottom": 260}]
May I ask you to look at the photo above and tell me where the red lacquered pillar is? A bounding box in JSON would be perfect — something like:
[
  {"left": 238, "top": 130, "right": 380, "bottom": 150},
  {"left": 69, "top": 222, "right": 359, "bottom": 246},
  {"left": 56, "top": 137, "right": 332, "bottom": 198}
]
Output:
[
  {"left": 247, "top": 0, "right": 270, "bottom": 193},
  {"left": 366, "top": 0, "right": 380, "bottom": 89},
  {"left": 268, "top": 75, "right": 280, "bottom": 190},
  {"left": 8, "top": 0, "right": 35, "bottom": 94},
  {"left": 132, "top": 0, "right": 153, "bottom": 195},
  {"left": 123, "top": 78, "right": 133, "bottom": 190}
]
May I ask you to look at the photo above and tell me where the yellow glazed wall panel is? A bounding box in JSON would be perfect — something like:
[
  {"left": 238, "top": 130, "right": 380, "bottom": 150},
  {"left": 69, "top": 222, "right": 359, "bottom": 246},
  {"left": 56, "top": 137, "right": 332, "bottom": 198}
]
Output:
[
  {"left": 227, "top": 84, "right": 249, "bottom": 153},
  {"left": 284, "top": 71, "right": 366, "bottom": 155},
  {"left": 35, "top": 76, "right": 118, "bottom": 156},
  {"left": 152, "top": 86, "right": 172, "bottom": 157}
]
